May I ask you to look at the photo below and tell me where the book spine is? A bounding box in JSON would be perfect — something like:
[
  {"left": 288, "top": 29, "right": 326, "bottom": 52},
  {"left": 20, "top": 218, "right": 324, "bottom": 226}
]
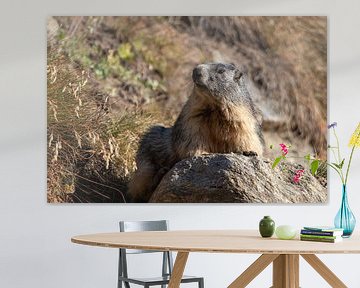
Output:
[
  {"left": 301, "top": 230, "right": 336, "bottom": 236},
  {"left": 300, "top": 234, "right": 337, "bottom": 240},
  {"left": 300, "top": 237, "right": 337, "bottom": 243}
]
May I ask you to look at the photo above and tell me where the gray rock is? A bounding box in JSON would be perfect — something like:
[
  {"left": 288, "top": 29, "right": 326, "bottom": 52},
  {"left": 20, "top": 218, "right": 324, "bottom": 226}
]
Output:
[{"left": 150, "top": 154, "right": 327, "bottom": 203}]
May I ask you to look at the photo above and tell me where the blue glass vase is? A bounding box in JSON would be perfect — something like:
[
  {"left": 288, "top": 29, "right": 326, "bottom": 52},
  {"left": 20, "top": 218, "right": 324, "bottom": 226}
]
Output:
[{"left": 334, "top": 185, "right": 356, "bottom": 237}]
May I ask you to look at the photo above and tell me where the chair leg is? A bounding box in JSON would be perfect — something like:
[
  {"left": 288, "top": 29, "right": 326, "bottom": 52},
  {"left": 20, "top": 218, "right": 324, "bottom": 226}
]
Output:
[
  {"left": 118, "top": 250, "right": 122, "bottom": 288},
  {"left": 199, "top": 278, "right": 204, "bottom": 288}
]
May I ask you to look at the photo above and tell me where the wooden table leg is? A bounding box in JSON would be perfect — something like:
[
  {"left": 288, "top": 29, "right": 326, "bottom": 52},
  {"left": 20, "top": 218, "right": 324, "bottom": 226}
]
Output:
[
  {"left": 272, "top": 254, "right": 299, "bottom": 288},
  {"left": 168, "top": 252, "right": 189, "bottom": 288},
  {"left": 288, "top": 255, "right": 299, "bottom": 288},
  {"left": 228, "top": 254, "right": 279, "bottom": 288},
  {"left": 301, "top": 254, "right": 347, "bottom": 288}
]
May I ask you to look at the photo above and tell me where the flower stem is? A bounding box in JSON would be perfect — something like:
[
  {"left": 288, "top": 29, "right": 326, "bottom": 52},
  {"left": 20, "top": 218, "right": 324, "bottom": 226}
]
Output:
[
  {"left": 333, "top": 127, "right": 342, "bottom": 163},
  {"left": 345, "top": 145, "right": 356, "bottom": 185},
  {"left": 345, "top": 130, "right": 360, "bottom": 185},
  {"left": 330, "top": 148, "right": 339, "bottom": 164},
  {"left": 333, "top": 127, "right": 345, "bottom": 183}
]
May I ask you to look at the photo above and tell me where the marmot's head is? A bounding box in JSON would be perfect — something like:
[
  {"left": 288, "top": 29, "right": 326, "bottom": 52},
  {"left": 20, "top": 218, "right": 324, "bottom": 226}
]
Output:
[{"left": 192, "top": 63, "right": 248, "bottom": 105}]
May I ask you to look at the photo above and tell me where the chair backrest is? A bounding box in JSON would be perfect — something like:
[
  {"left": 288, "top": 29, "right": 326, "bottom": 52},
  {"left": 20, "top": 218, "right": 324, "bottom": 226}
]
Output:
[
  {"left": 118, "top": 220, "right": 174, "bottom": 282},
  {"left": 119, "top": 220, "right": 169, "bottom": 254}
]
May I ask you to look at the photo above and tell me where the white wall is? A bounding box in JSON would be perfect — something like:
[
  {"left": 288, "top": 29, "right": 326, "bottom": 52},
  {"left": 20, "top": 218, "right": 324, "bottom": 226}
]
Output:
[{"left": 1, "top": 1, "right": 360, "bottom": 287}]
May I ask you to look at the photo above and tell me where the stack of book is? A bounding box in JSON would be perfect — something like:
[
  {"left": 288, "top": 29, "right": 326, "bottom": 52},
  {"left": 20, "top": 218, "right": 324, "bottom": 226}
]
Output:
[{"left": 300, "top": 226, "right": 344, "bottom": 243}]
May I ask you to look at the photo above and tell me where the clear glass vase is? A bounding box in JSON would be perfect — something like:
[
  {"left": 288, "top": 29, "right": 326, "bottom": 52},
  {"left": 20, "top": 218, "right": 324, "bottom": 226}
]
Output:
[{"left": 334, "top": 185, "right": 356, "bottom": 237}]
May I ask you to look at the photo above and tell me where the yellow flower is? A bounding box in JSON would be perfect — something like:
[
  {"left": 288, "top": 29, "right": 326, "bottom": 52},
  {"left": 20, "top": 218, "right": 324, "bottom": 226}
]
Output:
[{"left": 349, "top": 122, "right": 360, "bottom": 148}]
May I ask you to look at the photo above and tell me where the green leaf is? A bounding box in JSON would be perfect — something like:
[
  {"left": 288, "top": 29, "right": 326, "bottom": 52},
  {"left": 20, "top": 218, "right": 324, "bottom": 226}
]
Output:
[
  {"left": 304, "top": 154, "right": 311, "bottom": 164},
  {"left": 332, "top": 162, "right": 340, "bottom": 169},
  {"left": 272, "top": 156, "right": 283, "bottom": 169},
  {"left": 339, "top": 158, "right": 345, "bottom": 169},
  {"left": 311, "top": 160, "right": 320, "bottom": 175},
  {"left": 332, "top": 161, "right": 344, "bottom": 169},
  {"left": 269, "top": 144, "right": 273, "bottom": 149}
]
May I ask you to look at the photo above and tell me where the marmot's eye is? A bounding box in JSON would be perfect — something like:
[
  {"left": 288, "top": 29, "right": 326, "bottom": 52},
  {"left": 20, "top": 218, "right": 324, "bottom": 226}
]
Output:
[{"left": 217, "top": 68, "right": 226, "bottom": 74}]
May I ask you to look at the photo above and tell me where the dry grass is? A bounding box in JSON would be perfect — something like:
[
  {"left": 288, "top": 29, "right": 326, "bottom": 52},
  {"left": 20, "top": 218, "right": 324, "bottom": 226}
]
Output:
[{"left": 47, "top": 46, "right": 166, "bottom": 202}]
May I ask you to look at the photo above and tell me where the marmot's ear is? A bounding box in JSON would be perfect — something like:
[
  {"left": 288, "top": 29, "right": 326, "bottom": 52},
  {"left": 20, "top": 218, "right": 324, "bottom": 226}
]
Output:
[{"left": 234, "top": 69, "right": 244, "bottom": 81}]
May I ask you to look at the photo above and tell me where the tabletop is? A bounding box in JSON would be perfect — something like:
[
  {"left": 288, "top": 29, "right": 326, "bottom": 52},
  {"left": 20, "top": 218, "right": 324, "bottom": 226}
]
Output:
[{"left": 71, "top": 230, "right": 360, "bottom": 254}]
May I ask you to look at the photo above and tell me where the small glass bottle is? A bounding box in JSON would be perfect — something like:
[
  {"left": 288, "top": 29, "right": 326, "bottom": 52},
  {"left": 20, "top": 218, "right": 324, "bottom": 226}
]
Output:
[{"left": 259, "top": 216, "right": 275, "bottom": 238}]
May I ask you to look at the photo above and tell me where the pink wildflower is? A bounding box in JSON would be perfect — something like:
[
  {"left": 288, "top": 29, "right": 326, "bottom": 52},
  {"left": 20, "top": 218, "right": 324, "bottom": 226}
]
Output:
[
  {"left": 279, "top": 143, "right": 288, "bottom": 156},
  {"left": 293, "top": 169, "right": 305, "bottom": 184}
]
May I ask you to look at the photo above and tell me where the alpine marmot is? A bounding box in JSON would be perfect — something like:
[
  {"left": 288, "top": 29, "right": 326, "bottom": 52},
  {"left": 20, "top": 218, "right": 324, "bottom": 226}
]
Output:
[{"left": 128, "top": 63, "right": 264, "bottom": 202}]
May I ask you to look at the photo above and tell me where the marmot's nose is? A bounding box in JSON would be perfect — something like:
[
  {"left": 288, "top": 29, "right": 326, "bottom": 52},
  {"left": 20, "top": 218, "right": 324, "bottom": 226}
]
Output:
[{"left": 192, "top": 66, "right": 204, "bottom": 82}]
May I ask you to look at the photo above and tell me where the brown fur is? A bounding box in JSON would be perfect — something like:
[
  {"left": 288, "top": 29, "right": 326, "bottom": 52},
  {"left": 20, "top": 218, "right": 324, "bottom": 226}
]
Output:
[
  {"left": 128, "top": 63, "right": 264, "bottom": 202},
  {"left": 172, "top": 89, "right": 263, "bottom": 160}
]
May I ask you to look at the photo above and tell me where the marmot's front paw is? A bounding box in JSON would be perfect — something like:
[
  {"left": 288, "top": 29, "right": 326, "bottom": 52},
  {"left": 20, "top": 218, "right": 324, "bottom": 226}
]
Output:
[{"left": 242, "top": 151, "right": 258, "bottom": 157}]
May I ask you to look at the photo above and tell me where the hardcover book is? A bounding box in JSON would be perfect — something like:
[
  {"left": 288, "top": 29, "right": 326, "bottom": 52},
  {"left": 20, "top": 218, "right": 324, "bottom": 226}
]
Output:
[
  {"left": 301, "top": 229, "right": 343, "bottom": 237},
  {"left": 300, "top": 236, "right": 343, "bottom": 243},
  {"left": 303, "top": 226, "right": 344, "bottom": 232},
  {"left": 300, "top": 234, "right": 341, "bottom": 240}
]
